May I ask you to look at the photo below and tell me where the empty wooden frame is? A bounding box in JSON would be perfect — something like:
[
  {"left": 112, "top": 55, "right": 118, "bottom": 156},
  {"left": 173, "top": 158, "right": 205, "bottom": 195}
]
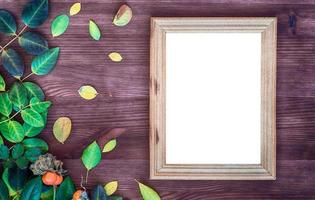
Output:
[{"left": 150, "top": 17, "right": 277, "bottom": 180}]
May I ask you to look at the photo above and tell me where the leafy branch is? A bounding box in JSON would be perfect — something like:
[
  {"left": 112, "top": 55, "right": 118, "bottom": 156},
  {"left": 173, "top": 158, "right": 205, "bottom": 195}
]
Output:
[{"left": 0, "top": 25, "right": 28, "bottom": 53}]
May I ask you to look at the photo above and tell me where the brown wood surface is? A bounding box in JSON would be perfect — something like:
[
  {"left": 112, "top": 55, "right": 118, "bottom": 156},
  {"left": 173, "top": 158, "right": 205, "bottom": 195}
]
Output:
[{"left": 1, "top": 0, "right": 315, "bottom": 199}]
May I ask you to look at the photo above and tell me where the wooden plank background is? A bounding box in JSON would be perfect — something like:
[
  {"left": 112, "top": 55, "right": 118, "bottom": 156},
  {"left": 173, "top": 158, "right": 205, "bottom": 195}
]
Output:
[{"left": 1, "top": 0, "right": 315, "bottom": 199}]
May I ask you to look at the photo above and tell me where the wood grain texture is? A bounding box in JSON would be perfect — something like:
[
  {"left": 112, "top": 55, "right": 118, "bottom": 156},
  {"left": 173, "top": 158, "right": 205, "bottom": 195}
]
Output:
[{"left": 0, "top": 0, "right": 315, "bottom": 199}]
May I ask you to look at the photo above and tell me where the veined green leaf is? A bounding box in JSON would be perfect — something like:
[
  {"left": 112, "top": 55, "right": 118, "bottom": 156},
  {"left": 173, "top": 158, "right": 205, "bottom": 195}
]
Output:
[
  {"left": 0, "top": 93, "right": 12, "bottom": 117},
  {"left": 23, "top": 122, "right": 44, "bottom": 137},
  {"left": 9, "top": 82, "right": 28, "bottom": 108},
  {"left": 2, "top": 168, "right": 17, "bottom": 196},
  {"left": 89, "top": 20, "right": 101, "bottom": 40},
  {"left": 24, "top": 147, "right": 42, "bottom": 162},
  {"left": 22, "top": 0, "right": 49, "bottom": 28},
  {"left": 6, "top": 120, "right": 24, "bottom": 143},
  {"left": 30, "top": 97, "right": 51, "bottom": 113},
  {"left": 113, "top": 4, "right": 132, "bottom": 27},
  {"left": 11, "top": 143, "right": 24, "bottom": 159},
  {"left": 0, "top": 118, "right": 10, "bottom": 138},
  {"left": 56, "top": 177, "right": 75, "bottom": 200},
  {"left": 51, "top": 14, "right": 69, "bottom": 37},
  {"left": 91, "top": 185, "right": 106, "bottom": 200},
  {"left": 1, "top": 48, "right": 24, "bottom": 79},
  {"left": 70, "top": 2, "right": 81, "bottom": 16},
  {"left": 81, "top": 141, "right": 101, "bottom": 171},
  {"left": 23, "top": 81, "right": 45, "bottom": 101},
  {"left": 9, "top": 166, "right": 28, "bottom": 191},
  {"left": 21, "top": 108, "right": 44, "bottom": 127},
  {"left": 0, "top": 74, "right": 5, "bottom": 91},
  {"left": 102, "top": 139, "right": 117, "bottom": 153},
  {"left": 0, "top": 9, "right": 16, "bottom": 35},
  {"left": 0, "top": 179, "right": 9, "bottom": 200},
  {"left": 40, "top": 185, "right": 53, "bottom": 200},
  {"left": 20, "top": 176, "right": 42, "bottom": 200},
  {"left": 104, "top": 181, "right": 118, "bottom": 196},
  {"left": 19, "top": 31, "right": 49, "bottom": 55},
  {"left": 22, "top": 138, "right": 49, "bottom": 152},
  {"left": 31, "top": 47, "right": 60, "bottom": 75},
  {"left": 0, "top": 136, "right": 3, "bottom": 145},
  {"left": 16, "top": 157, "right": 29, "bottom": 169},
  {"left": 137, "top": 181, "right": 161, "bottom": 200},
  {"left": 0, "top": 145, "right": 9, "bottom": 160},
  {"left": 53, "top": 117, "right": 72, "bottom": 144}
]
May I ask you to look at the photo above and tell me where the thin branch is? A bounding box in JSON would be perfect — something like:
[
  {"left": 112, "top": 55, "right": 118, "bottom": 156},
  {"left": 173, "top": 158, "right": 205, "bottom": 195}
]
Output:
[
  {"left": 0, "top": 25, "right": 28, "bottom": 53},
  {"left": 0, "top": 104, "right": 31, "bottom": 125},
  {"left": 21, "top": 72, "right": 34, "bottom": 82}
]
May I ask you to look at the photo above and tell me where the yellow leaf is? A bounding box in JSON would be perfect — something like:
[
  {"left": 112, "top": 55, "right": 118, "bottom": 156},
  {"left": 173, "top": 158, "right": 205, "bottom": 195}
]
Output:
[
  {"left": 104, "top": 181, "right": 118, "bottom": 196},
  {"left": 70, "top": 2, "right": 81, "bottom": 16},
  {"left": 108, "top": 52, "right": 123, "bottom": 62},
  {"left": 102, "top": 139, "right": 117, "bottom": 153},
  {"left": 78, "top": 85, "right": 98, "bottom": 100},
  {"left": 53, "top": 117, "right": 72, "bottom": 144}
]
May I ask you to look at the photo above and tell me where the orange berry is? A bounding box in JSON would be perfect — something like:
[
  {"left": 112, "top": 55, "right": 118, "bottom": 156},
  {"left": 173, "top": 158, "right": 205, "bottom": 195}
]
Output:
[
  {"left": 54, "top": 174, "right": 63, "bottom": 186},
  {"left": 42, "top": 172, "right": 58, "bottom": 186},
  {"left": 72, "top": 190, "right": 83, "bottom": 200}
]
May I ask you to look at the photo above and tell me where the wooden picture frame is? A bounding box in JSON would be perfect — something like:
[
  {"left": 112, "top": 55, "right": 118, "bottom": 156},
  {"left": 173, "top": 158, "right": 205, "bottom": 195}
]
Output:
[{"left": 150, "top": 17, "right": 277, "bottom": 180}]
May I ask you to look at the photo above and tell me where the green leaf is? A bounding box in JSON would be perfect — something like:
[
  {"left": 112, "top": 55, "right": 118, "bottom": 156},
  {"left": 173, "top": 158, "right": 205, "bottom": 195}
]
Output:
[
  {"left": 0, "top": 92, "right": 12, "bottom": 117},
  {"left": 9, "top": 166, "right": 28, "bottom": 192},
  {"left": 51, "top": 14, "right": 70, "bottom": 37},
  {"left": 0, "top": 74, "right": 5, "bottom": 91},
  {"left": 22, "top": 0, "right": 49, "bottom": 28},
  {"left": 23, "top": 81, "right": 45, "bottom": 101},
  {"left": 89, "top": 20, "right": 101, "bottom": 40},
  {"left": 22, "top": 138, "right": 49, "bottom": 152},
  {"left": 0, "top": 135, "right": 3, "bottom": 145},
  {"left": 102, "top": 139, "right": 117, "bottom": 153},
  {"left": 12, "top": 143, "right": 24, "bottom": 159},
  {"left": 91, "top": 185, "right": 107, "bottom": 200},
  {"left": 81, "top": 141, "right": 102, "bottom": 171},
  {"left": 113, "top": 5, "right": 132, "bottom": 27},
  {"left": 24, "top": 147, "right": 42, "bottom": 162},
  {"left": 137, "top": 181, "right": 161, "bottom": 200},
  {"left": 6, "top": 120, "right": 25, "bottom": 143},
  {"left": 108, "top": 196, "right": 123, "bottom": 200},
  {"left": 2, "top": 168, "right": 17, "bottom": 196},
  {"left": 0, "top": 118, "right": 10, "bottom": 136},
  {"left": 21, "top": 108, "right": 44, "bottom": 127},
  {"left": 1, "top": 48, "right": 24, "bottom": 79},
  {"left": 56, "top": 177, "right": 75, "bottom": 200},
  {"left": 0, "top": 9, "right": 16, "bottom": 35},
  {"left": 53, "top": 117, "right": 72, "bottom": 144},
  {"left": 104, "top": 181, "right": 118, "bottom": 196},
  {"left": 0, "top": 179, "right": 9, "bottom": 200},
  {"left": 20, "top": 176, "right": 42, "bottom": 200},
  {"left": 30, "top": 97, "right": 51, "bottom": 113},
  {"left": 19, "top": 31, "right": 49, "bottom": 55},
  {"left": 31, "top": 47, "right": 60, "bottom": 75},
  {"left": 23, "top": 122, "right": 44, "bottom": 137},
  {"left": 9, "top": 82, "right": 28, "bottom": 108},
  {"left": 0, "top": 145, "right": 9, "bottom": 160},
  {"left": 41, "top": 185, "right": 53, "bottom": 200},
  {"left": 16, "top": 156, "right": 29, "bottom": 169}
]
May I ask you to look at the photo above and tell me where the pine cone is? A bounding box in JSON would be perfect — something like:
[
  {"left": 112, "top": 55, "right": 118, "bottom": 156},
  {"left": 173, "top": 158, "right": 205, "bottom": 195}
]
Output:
[{"left": 30, "top": 153, "right": 67, "bottom": 175}]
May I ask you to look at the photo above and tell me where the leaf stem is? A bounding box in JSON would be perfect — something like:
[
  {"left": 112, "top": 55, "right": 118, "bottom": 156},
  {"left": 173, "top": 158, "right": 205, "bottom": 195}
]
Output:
[
  {"left": 21, "top": 72, "right": 34, "bottom": 82},
  {"left": 85, "top": 170, "right": 89, "bottom": 184},
  {"left": 0, "top": 104, "right": 31, "bottom": 124},
  {"left": 53, "top": 186, "right": 56, "bottom": 200},
  {"left": 0, "top": 25, "right": 28, "bottom": 53}
]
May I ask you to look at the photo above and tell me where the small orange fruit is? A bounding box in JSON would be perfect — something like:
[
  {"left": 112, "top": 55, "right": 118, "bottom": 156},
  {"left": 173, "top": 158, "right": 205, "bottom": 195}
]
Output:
[
  {"left": 72, "top": 190, "right": 83, "bottom": 200},
  {"left": 42, "top": 172, "right": 58, "bottom": 186},
  {"left": 54, "top": 174, "right": 63, "bottom": 186}
]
